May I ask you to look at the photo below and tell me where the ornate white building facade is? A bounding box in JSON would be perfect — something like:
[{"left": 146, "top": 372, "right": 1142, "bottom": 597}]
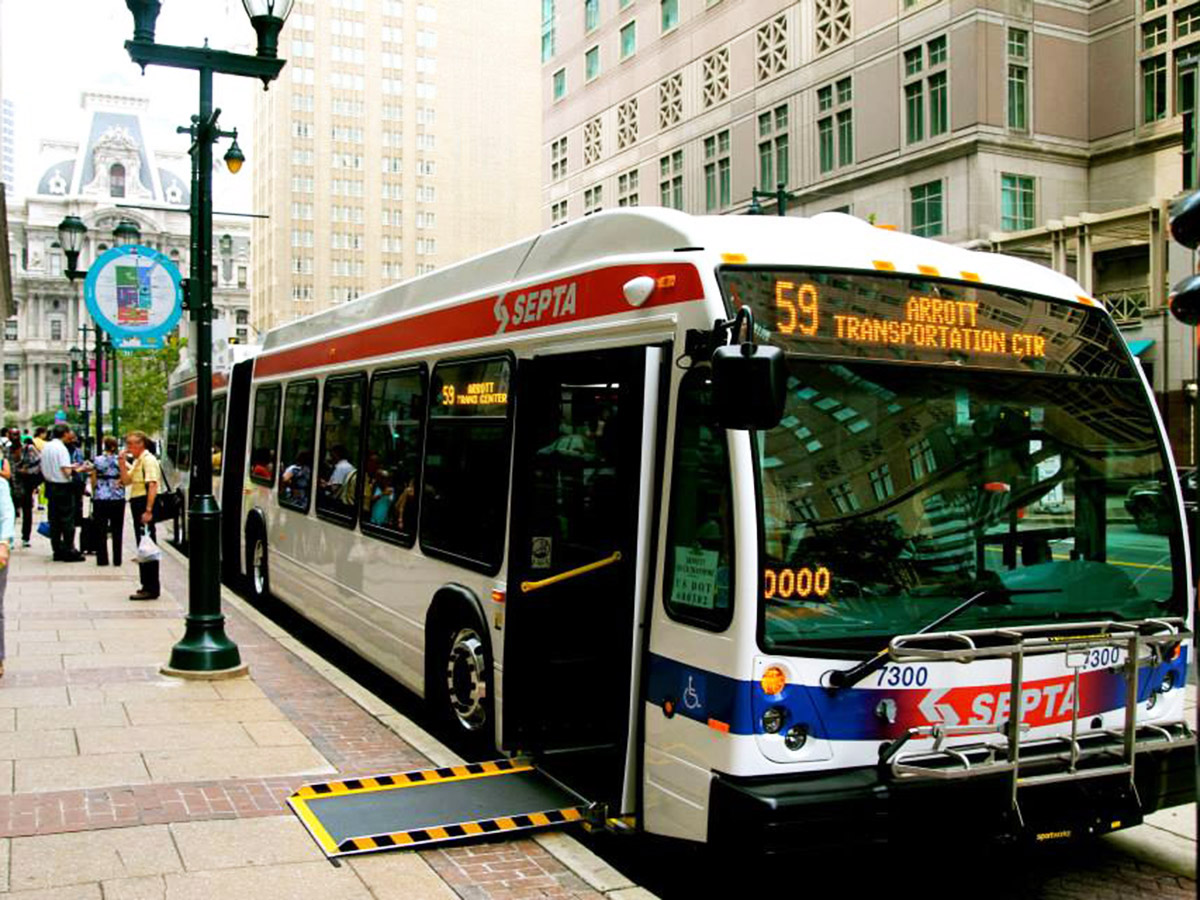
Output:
[{"left": 3, "top": 91, "right": 252, "bottom": 429}]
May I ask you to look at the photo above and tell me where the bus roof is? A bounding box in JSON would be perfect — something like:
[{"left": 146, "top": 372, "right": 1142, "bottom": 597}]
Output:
[{"left": 260, "top": 209, "right": 1096, "bottom": 355}]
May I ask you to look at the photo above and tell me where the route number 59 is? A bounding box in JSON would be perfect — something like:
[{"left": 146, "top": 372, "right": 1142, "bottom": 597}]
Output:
[{"left": 775, "top": 281, "right": 820, "bottom": 337}]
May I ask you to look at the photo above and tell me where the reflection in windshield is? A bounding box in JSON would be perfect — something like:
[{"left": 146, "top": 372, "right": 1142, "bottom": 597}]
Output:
[{"left": 760, "top": 360, "right": 1182, "bottom": 649}]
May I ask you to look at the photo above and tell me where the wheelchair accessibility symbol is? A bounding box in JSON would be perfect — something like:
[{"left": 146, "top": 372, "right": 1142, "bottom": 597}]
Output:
[{"left": 683, "top": 676, "right": 702, "bottom": 711}]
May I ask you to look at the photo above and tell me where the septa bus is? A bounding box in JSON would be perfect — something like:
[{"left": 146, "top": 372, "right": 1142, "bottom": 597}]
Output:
[{"left": 174, "top": 209, "right": 1194, "bottom": 849}]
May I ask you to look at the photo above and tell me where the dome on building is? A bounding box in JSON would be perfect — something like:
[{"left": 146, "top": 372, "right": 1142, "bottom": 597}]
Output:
[{"left": 37, "top": 160, "right": 74, "bottom": 196}]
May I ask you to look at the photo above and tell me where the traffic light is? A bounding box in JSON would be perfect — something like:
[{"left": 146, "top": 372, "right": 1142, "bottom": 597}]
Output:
[{"left": 1169, "top": 191, "right": 1200, "bottom": 326}]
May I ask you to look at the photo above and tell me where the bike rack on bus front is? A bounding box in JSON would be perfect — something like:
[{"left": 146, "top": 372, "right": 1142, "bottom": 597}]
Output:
[{"left": 876, "top": 617, "right": 1194, "bottom": 824}]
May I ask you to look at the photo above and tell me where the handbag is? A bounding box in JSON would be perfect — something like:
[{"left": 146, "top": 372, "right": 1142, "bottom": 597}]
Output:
[
  {"left": 150, "top": 463, "right": 181, "bottom": 524},
  {"left": 37, "top": 521, "right": 50, "bottom": 539}
]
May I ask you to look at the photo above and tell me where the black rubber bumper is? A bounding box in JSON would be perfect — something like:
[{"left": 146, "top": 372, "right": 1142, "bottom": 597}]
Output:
[{"left": 708, "top": 743, "right": 1195, "bottom": 853}]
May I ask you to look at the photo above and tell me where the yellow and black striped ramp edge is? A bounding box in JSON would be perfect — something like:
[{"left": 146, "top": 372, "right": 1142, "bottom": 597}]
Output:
[{"left": 288, "top": 758, "right": 586, "bottom": 858}]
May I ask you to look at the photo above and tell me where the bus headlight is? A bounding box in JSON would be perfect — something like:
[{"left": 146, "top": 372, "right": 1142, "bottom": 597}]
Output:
[
  {"left": 762, "top": 706, "right": 786, "bottom": 734},
  {"left": 784, "top": 724, "right": 808, "bottom": 751}
]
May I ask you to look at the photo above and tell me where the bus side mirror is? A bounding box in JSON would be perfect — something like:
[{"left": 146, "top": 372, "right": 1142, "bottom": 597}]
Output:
[{"left": 711, "top": 341, "right": 786, "bottom": 430}]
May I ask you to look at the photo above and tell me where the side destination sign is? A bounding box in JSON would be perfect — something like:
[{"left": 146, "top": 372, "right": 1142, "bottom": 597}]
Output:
[{"left": 254, "top": 264, "right": 705, "bottom": 378}]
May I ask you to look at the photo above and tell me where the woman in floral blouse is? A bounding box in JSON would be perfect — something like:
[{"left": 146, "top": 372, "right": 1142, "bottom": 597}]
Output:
[{"left": 90, "top": 436, "right": 126, "bottom": 567}]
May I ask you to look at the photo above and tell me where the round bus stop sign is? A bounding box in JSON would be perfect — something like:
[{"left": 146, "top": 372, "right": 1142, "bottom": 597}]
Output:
[{"left": 83, "top": 245, "right": 183, "bottom": 350}]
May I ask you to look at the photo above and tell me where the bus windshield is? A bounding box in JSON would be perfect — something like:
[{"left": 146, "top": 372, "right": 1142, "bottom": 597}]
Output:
[{"left": 718, "top": 267, "right": 1184, "bottom": 652}]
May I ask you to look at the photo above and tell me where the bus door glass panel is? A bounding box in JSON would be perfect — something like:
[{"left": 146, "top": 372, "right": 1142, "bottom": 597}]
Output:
[
  {"left": 166, "top": 406, "right": 181, "bottom": 468},
  {"left": 212, "top": 396, "right": 227, "bottom": 476},
  {"left": 249, "top": 386, "right": 281, "bottom": 485},
  {"left": 177, "top": 402, "right": 195, "bottom": 473},
  {"left": 278, "top": 381, "right": 319, "bottom": 513},
  {"left": 505, "top": 347, "right": 647, "bottom": 761},
  {"left": 316, "top": 375, "right": 366, "bottom": 524}
]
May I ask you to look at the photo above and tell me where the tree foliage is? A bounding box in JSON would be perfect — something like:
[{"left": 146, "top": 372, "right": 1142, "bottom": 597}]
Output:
[{"left": 115, "top": 340, "right": 185, "bottom": 440}]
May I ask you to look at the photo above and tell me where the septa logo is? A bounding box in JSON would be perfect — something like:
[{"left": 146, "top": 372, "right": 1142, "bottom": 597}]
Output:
[
  {"left": 493, "top": 281, "right": 578, "bottom": 335},
  {"left": 917, "top": 675, "right": 1079, "bottom": 729}
]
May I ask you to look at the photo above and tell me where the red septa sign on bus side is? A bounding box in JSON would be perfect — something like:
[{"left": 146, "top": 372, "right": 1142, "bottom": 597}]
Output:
[{"left": 255, "top": 264, "right": 705, "bottom": 378}]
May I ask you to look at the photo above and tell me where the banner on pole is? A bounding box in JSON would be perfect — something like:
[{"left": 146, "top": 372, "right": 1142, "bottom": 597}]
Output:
[{"left": 83, "top": 245, "right": 183, "bottom": 350}]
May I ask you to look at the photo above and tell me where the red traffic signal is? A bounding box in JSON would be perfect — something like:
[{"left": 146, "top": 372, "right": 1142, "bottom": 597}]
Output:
[
  {"left": 1169, "top": 274, "right": 1200, "bottom": 326},
  {"left": 1170, "top": 191, "right": 1200, "bottom": 250}
]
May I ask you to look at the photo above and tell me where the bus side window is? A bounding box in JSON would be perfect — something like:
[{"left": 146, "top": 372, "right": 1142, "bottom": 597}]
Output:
[
  {"left": 212, "top": 396, "right": 227, "bottom": 476},
  {"left": 421, "top": 356, "right": 513, "bottom": 573},
  {"left": 362, "top": 367, "right": 427, "bottom": 544},
  {"left": 166, "top": 406, "right": 181, "bottom": 467},
  {"left": 316, "top": 374, "right": 367, "bottom": 525},
  {"left": 249, "top": 385, "right": 282, "bottom": 485},
  {"left": 663, "top": 367, "right": 734, "bottom": 631},
  {"left": 178, "top": 402, "right": 195, "bottom": 472},
  {"left": 277, "top": 380, "right": 319, "bottom": 513}
]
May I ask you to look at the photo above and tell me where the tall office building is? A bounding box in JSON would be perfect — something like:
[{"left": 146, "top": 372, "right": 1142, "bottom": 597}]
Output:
[
  {"left": 541, "top": 0, "right": 1197, "bottom": 457},
  {"left": 251, "top": 0, "right": 541, "bottom": 333}
]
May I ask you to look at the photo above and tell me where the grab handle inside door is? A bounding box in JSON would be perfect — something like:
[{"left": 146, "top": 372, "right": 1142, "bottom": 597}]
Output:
[{"left": 520, "top": 551, "right": 622, "bottom": 594}]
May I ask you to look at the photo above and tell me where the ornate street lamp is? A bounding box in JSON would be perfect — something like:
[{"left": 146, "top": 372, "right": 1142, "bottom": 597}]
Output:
[
  {"left": 124, "top": 0, "right": 291, "bottom": 676},
  {"left": 241, "top": 0, "right": 296, "bottom": 59},
  {"left": 223, "top": 136, "right": 245, "bottom": 174},
  {"left": 57, "top": 216, "right": 88, "bottom": 277},
  {"left": 113, "top": 219, "right": 141, "bottom": 247},
  {"left": 56, "top": 217, "right": 102, "bottom": 450}
]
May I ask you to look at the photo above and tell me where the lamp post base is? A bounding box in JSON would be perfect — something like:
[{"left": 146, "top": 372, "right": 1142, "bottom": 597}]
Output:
[
  {"left": 166, "top": 611, "right": 244, "bottom": 673},
  {"left": 161, "top": 662, "right": 249, "bottom": 681}
]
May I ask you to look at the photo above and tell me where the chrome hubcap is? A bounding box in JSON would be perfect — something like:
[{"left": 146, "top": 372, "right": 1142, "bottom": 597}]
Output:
[
  {"left": 446, "top": 627, "right": 487, "bottom": 732},
  {"left": 252, "top": 541, "right": 265, "bottom": 595}
]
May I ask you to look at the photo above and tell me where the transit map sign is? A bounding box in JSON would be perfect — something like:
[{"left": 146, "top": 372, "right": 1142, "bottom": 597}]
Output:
[{"left": 83, "top": 245, "right": 183, "bottom": 349}]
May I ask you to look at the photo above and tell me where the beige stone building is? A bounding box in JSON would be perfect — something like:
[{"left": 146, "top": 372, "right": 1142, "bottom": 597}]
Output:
[
  {"left": 251, "top": 0, "right": 542, "bottom": 333},
  {"left": 541, "top": 0, "right": 1198, "bottom": 457}
]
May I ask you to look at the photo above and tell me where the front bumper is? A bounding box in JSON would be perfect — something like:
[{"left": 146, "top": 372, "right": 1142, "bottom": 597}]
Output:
[{"left": 707, "top": 741, "right": 1195, "bottom": 853}]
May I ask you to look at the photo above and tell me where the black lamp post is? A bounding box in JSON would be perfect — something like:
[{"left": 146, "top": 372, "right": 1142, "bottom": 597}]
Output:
[
  {"left": 747, "top": 182, "right": 794, "bottom": 217},
  {"left": 108, "top": 220, "right": 142, "bottom": 439},
  {"left": 57, "top": 215, "right": 104, "bottom": 453},
  {"left": 123, "top": 0, "right": 290, "bottom": 676},
  {"left": 68, "top": 346, "right": 82, "bottom": 419}
]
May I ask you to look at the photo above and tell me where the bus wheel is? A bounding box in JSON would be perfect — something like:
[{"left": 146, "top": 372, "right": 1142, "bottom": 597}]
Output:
[
  {"left": 443, "top": 623, "right": 491, "bottom": 738},
  {"left": 247, "top": 531, "right": 269, "bottom": 602}
]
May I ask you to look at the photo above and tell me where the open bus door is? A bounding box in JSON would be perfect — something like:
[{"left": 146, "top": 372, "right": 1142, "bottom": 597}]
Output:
[{"left": 504, "top": 345, "right": 665, "bottom": 816}]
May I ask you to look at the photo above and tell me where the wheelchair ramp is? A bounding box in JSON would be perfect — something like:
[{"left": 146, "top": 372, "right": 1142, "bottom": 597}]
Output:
[{"left": 288, "top": 758, "right": 586, "bottom": 857}]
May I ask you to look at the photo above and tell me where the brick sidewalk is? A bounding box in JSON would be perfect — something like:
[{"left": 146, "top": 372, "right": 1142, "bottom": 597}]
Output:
[{"left": 0, "top": 522, "right": 645, "bottom": 900}]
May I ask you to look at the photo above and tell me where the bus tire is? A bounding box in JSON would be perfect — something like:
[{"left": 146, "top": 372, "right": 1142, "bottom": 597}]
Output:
[
  {"left": 429, "top": 602, "right": 493, "bottom": 747},
  {"left": 246, "top": 527, "right": 270, "bottom": 603}
]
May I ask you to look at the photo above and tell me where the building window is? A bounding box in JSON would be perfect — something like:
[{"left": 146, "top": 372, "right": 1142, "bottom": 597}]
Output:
[
  {"left": 910, "top": 180, "right": 944, "bottom": 237},
  {"left": 109, "top": 163, "right": 126, "bottom": 198},
  {"left": 584, "top": 116, "right": 602, "bottom": 165},
  {"left": 617, "top": 98, "right": 638, "bottom": 149},
  {"left": 661, "top": 0, "right": 679, "bottom": 32},
  {"left": 869, "top": 464, "right": 894, "bottom": 502},
  {"left": 817, "top": 78, "right": 852, "bottom": 173},
  {"left": 702, "top": 47, "right": 730, "bottom": 107},
  {"left": 1147, "top": 0, "right": 1166, "bottom": 11},
  {"left": 929, "top": 71, "right": 948, "bottom": 136},
  {"left": 585, "top": 0, "right": 599, "bottom": 31},
  {"left": 620, "top": 20, "right": 637, "bottom": 59},
  {"left": 1000, "top": 174, "right": 1036, "bottom": 231},
  {"left": 584, "top": 184, "right": 603, "bottom": 215},
  {"left": 908, "top": 438, "right": 937, "bottom": 478},
  {"left": 49, "top": 253, "right": 63, "bottom": 277},
  {"left": 756, "top": 14, "right": 788, "bottom": 81},
  {"left": 551, "top": 200, "right": 568, "bottom": 226},
  {"left": 815, "top": 0, "right": 851, "bottom": 53},
  {"left": 1007, "top": 28, "right": 1029, "bottom": 131},
  {"left": 50, "top": 319, "right": 63, "bottom": 342},
  {"left": 4, "top": 319, "right": 16, "bottom": 341},
  {"left": 586, "top": 45, "right": 601, "bottom": 81},
  {"left": 1177, "top": 4, "right": 1200, "bottom": 37},
  {"left": 618, "top": 169, "right": 639, "bottom": 206},
  {"left": 542, "top": 0, "right": 556, "bottom": 61},
  {"left": 660, "top": 150, "right": 684, "bottom": 209},
  {"left": 551, "top": 136, "right": 568, "bottom": 181},
  {"left": 758, "top": 104, "right": 789, "bottom": 191},
  {"left": 659, "top": 72, "right": 683, "bottom": 128},
  {"left": 1143, "top": 17, "right": 1168, "bottom": 49},
  {"left": 829, "top": 481, "right": 860, "bottom": 514},
  {"left": 904, "top": 35, "right": 948, "bottom": 143},
  {"left": 553, "top": 67, "right": 567, "bottom": 101},
  {"left": 1143, "top": 54, "right": 1167, "bottom": 122},
  {"left": 704, "top": 129, "right": 731, "bottom": 212}
]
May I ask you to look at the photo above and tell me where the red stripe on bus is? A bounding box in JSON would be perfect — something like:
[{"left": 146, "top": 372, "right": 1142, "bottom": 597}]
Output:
[
  {"left": 168, "top": 372, "right": 228, "bottom": 402},
  {"left": 253, "top": 263, "right": 704, "bottom": 379}
]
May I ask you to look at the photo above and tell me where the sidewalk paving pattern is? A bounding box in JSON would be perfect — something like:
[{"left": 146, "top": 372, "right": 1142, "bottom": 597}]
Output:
[
  {"left": 0, "top": 524, "right": 638, "bottom": 900},
  {"left": 0, "top": 517, "right": 1193, "bottom": 898}
]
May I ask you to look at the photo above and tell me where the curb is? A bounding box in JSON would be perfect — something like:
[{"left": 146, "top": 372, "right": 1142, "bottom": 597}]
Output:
[{"left": 161, "top": 541, "right": 654, "bottom": 899}]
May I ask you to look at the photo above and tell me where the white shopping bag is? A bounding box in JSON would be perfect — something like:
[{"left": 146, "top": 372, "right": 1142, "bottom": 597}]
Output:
[{"left": 136, "top": 533, "right": 161, "bottom": 563}]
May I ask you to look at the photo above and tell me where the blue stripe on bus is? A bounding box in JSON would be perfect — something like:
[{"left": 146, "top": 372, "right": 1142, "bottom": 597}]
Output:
[{"left": 646, "top": 649, "right": 1189, "bottom": 741}]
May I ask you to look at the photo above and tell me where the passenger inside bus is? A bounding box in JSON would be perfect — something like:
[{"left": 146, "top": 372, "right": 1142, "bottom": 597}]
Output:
[{"left": 281, "top": 450, "right": 313, "bottom": 508}]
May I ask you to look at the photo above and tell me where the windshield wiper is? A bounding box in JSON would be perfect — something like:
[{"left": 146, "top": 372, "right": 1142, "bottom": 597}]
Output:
[{"left": 826, "top": 587, "right": 1062, "bottom": 691}]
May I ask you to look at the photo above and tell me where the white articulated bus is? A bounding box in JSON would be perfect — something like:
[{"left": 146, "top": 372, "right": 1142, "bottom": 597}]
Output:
[{"left": 218, "top": 209, "right": 1194, "bottom": 848}]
